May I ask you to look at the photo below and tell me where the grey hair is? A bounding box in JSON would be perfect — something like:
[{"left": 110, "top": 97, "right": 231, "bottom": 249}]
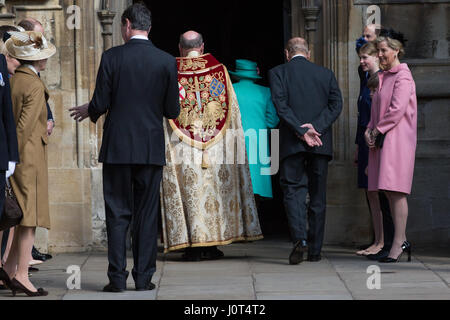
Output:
[
  {"left": 286, "top": 38, "right": 309, "bottom": 55},
  {"left": 179, "top": 32, "right": 204, "bottom": 49}
]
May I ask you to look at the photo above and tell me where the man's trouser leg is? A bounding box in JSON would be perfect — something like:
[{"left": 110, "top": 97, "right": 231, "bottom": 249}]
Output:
[
  {"left": 306, "top": 154, "right": 329, "bottom": 256},
  {"left": 131, "top": 165, "right": 162, "bottom": 289},
  {"left": 103, "top": 164, "right": 132, "bottom": 289},
  {"left": 280, "top": 153, "right": 308, "bottom": 243}
]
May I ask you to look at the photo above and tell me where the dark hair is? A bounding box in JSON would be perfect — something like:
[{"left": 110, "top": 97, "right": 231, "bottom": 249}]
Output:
[
  {"left": 179, "top": 32, "right": 204, "bottom": 49},
  {"left": 367, "top": 73, "right": 379, "bottom": 91},
  {"left": 0, "top": 25, "right": 20, "bottom": 43},
  {"left": 18, "top": 19, "right": 38, "bottom": 32},
  {"left": 121, "top": 2, "right": 152, "bottom": 32}
]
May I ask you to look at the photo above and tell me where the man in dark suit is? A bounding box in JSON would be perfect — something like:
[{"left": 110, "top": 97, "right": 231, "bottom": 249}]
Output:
[
  {"left": 0, "top": 53, "right": 19, "bottom": 220},
  {"left": 69, "top": 3, "right": 180, "bottom": 292},
  {"left": 269, "top": 38, "right": 342, "bottom": 264}
]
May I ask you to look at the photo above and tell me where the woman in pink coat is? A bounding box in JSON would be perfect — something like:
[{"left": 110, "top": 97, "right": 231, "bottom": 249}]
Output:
[{"left": 365, "top": 30, "right": 417, "bottom": 263}]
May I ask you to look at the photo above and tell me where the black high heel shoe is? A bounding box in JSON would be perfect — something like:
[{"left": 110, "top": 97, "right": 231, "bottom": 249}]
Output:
[
  {"left": 9, "top": 278, "right": 48, "bottom": 297},
  {"left": 379, "top": 241, "right": 412, "bottom": 263},
  {"left": 0, "top": 268, "right": 13, "bottom": 289}
]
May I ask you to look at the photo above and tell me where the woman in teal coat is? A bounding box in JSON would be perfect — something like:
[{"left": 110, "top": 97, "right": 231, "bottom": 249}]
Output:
[{"left": 231, "top": 59, "right": 279, "bottom": 199}]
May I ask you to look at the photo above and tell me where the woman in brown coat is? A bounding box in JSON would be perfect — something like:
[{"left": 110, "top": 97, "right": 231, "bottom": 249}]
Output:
[{"left": 0, "top": 31, "right": 55, "bottom": 297}]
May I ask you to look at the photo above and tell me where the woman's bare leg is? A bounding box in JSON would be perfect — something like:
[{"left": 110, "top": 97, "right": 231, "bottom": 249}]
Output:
[
  {"left": 357, "top": 191, "right": 384, "bottom": 255},
  {"left": 3, "top": 226, "right": 38, "bottom": 292},
  {"left": 3, "top": 227, "right": 15, "bottom": 263}
]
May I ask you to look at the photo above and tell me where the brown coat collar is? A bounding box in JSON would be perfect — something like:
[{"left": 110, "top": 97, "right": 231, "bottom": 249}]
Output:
[{"left": 15, "top": 65, "right": 49, "bottom": 100}]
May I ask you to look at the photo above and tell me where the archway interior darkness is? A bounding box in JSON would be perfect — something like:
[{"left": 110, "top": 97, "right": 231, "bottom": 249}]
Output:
[
  {"left": 141, "top": 0, "right": 286, "bottom": 86},
  {"left": 138, "top": 0, "right": 290, "bottom": 236}
]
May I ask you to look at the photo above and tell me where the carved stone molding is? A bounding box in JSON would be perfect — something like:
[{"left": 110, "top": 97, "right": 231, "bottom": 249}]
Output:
[
  {"left": 89, "top": 2, "right": 116, "bottom": 168},
  {"left": 322, "top": 0, "right": 350, "bottom": 161},
  {"left": 301, "top": 0, "right": 320, "bottom": 62},
  {"left": 98, "top": 10, "right": 116, "bottom": 51},
  {"left": 13, "top": 5, "right": 63, "bottom": 11},
  {"left": 0, "top": 0, "right": 14, "bottom": 20},
  {"left": 354, "top": 0, "right": 450, "bottom": 4}
]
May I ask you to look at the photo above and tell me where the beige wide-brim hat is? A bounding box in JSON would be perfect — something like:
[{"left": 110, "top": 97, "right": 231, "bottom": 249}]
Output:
[{"left": 5, "top": 31, "right": 56, "bottom": 61}]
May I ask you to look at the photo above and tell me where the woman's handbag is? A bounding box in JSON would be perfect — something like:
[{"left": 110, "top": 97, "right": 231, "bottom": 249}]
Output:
[{"left": 0, "top": 179, "right": 23, "bottom": 231}]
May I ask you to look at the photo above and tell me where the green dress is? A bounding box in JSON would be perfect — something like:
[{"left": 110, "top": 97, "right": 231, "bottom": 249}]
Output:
[{"left": 233, "top": 79, "right": 279, "bottom": 198}]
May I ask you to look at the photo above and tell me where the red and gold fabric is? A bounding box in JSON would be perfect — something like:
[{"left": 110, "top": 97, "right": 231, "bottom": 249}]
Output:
[
  {"left": 160, "top": 53, "right": 263, "bottom": 253},
  {"left": 170, "top": 54, "right": 232, "bottom": 153}
]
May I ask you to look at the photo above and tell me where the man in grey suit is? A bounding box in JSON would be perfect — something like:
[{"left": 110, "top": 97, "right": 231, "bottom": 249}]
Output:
[{"left": 269, "top": 38, "right": 342, "bottom": 264}]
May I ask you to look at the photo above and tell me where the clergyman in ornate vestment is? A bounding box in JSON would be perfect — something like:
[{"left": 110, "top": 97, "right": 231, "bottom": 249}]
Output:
[{"left": 160, "top": 31, "right": 263, "bottom": 260}]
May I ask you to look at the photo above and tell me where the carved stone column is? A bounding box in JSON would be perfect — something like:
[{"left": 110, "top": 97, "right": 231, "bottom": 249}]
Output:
[
  {"left": 90, "top": 1, "right": 116, "bottom": 167},
  {"left": 98, "top": 1, "right": 116, "bottom": 52},
  {"left": 301, "top": 0, "right": 320, "bottom": 62},
  {"left": 322, "top": 0, "right": 350, "bottom": 161},
  {"left": 0, "top": 0, "right": 15, "bottom": 23}
]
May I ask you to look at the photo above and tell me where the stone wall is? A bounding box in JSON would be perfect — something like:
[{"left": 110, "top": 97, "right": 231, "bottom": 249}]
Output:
[
  {"left": 353, "top": 0, "right": 450, "bottom": 247},
  {"left": 291, "top": 0, "right": 450, "bottom": 247},
  {"left": 1, "top": 0, "right": 447, "bottom": 253},
  {"left": 0, "top": 0, "right": 131, "bottom": 252}
]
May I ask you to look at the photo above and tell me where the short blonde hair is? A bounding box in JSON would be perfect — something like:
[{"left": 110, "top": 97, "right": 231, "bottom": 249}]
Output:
[
  {"left": 376, "top": 36, "right": 405, "bottom": 58},
  {"left": 359, "top": 42, "right": 377, "bottom": 57}
]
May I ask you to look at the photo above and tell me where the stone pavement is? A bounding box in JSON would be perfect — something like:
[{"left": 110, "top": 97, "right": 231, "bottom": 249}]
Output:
[{"left": 0, "top": 237, "right": 449, "bottom": 300}]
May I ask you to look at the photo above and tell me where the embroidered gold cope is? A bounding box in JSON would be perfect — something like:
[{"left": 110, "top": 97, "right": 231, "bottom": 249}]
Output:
[{"left": 160, "top": 51, "right": 263, "bottom": 253}]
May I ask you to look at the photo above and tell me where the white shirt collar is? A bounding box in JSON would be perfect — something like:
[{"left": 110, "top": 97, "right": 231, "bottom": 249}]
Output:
[
  {"left": 292, "top": 54, "right": 307, "bottom": 60},
  {"left": 24, "top": 64, "right": 38, "bottom": 75},
  {"left": 131, "top": 35, "right": 149, "bottom": 41},
  {"left": 187, "top": 51, "right": 201, "bottom": 58}
]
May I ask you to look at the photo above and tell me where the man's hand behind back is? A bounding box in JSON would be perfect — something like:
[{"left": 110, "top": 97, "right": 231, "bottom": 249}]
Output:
[{"left": 299, "top": 123, "right": 322, "bottom": 147}]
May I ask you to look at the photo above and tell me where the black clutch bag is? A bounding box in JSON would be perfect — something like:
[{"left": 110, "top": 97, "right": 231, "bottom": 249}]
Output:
[
  {"left": 0, "top": 180, "right": 23, "bottom": 231},
  {"left": 375, "top": 133, "right": 386, "bottom": 149}
]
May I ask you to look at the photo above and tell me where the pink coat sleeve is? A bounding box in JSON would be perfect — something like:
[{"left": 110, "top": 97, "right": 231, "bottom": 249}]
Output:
[{"left": 376, "top": 71, "right": 412, "bottom": 134}]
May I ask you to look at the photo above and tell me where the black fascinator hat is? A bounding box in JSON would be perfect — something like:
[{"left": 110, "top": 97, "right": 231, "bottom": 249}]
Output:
[{"left": 379, "top": 28, "right": 408, "bottom": 46}]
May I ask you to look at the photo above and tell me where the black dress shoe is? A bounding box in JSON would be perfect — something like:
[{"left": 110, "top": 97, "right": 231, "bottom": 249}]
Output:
[
  {"left": 366, "top": 249, "right": 390, "bottom": 261},
  {"left": 182, "top": 247, "right": 202, "bottom": 261},
  {"left": 379, "top": 241, "right": 412, "bottom": 263},
  {"left": 28, "top": 267, "right": 39, "bottom": 272},
  {"left": 103, "top": 283, "right": 125, "bottom": 293},
  {"left": 0, "top": 268, "right": 12, "bottom": 289},
  {"left": 136, "top": 282, "right": 156, "bottom": 291},
  {"left": 289, "top": 240, "right": 308, "bottom": 265},
  {"left": 202, "top": 246, "right": 224, "bottom": 260},
  {"left": 32, "top": 246, "right": 52, "bottom": 262},
  {"left": 307, "top": 254, "right": 322, "bottom": 262},
  {"left": 10, "top": 278, "right": 48, "bottom": 297}
]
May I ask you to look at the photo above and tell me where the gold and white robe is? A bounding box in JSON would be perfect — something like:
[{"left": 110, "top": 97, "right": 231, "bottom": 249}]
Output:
[{"left": 160, "top": 53, "right": 263, "bottom": 253}]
